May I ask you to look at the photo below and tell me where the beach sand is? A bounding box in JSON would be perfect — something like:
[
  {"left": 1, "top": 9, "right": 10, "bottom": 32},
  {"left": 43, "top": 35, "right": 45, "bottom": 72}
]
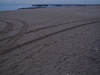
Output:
[{"left": 0, "top": 6, "right": 100, "bottom": 75}]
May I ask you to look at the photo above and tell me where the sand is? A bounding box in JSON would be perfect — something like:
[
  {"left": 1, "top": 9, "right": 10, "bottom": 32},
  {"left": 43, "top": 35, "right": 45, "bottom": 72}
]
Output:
[{"left": 0, "top": 6, "right": 100, "bottom": 75}]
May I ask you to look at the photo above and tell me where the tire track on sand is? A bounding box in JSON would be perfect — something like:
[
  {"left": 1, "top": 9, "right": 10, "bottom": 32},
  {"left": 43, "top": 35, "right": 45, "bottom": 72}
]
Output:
[
  {"left": 5, "top": 19, "right": 28, "bottom": 45},
  {"left": 0, "top": 20, "right": 13, "bottom": 35},
  {"left": 1, "top": 20, "right": 100, "bottom": 55},
  {"left": 0, "top": 18, "right": 99, "bottom": 42},
  {"left": 0, "top": 19, "right": 28, "bottom": 51},
  {"left": 27, "top": 18, "right": 100, "bottom": 33},
  {"left": 0, "top": 9, "right": 78, "bottom": 41}
]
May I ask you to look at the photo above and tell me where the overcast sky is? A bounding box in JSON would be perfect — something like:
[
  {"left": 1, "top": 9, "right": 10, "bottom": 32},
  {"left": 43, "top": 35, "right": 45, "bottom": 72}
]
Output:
[{"left": 0, "top": 0, "right": 100, "bottom": 5}]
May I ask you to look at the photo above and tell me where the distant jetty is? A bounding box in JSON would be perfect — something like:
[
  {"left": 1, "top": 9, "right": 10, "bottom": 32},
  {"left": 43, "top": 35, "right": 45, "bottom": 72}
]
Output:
[
  {"left": 32, "top": 4, "right": 100, "bottom": 7},
  {"left": 18, "top": 4, "right": 100, "bottom": 9}
]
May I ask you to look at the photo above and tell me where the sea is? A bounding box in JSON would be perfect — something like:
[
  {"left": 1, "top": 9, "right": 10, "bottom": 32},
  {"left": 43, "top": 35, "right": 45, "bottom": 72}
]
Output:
[
  {"left": 0, "top": 4, "right": 58, "bottom": 11},
  {"left": 0, "top": 5, "right": 32, "bottom": 11}
]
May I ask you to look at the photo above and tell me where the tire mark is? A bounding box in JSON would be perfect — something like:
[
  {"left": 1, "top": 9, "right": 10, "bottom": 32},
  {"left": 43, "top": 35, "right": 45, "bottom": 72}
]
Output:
[
  {"left": 1, "top": 20, "right": 100, "bottom": 55},
  {"left": 0, "top": 17, "right": 99, "bottom": 42},
  {"left": 0, "top": 9, "right": 78, "bottom": 41},
  {"left": 5, "top": 20, "right": 28, "bottom": 45},
  {"left": 25, "top": 8, "right": 79, "bottom": 34},
  {"left": 27, "top": 18, "right": 100, "bottom": 33},
  {"left": 0, "top": 19, "right": 28, "bottom": 50},
  {"left": 0, "top": 20, "right": 13, "bottom": 35}
]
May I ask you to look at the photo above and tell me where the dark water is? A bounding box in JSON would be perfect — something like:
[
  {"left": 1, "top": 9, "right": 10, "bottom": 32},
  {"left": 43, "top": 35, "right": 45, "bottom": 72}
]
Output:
[
  {"left": 0, "top": 5, "right": 56, "bottom": 11},
  {"left": 0, "top": 5, "right": 32, "bottom": 11},
  {"left": 0, "top": 4, "right": 62, "bottom": 11}
]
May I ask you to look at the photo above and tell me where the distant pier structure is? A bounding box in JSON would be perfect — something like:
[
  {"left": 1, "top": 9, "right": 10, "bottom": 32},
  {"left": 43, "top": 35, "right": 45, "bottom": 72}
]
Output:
[
  {"left": 32, "top": 4, "right": 100, "bottom": 7},
  {"left": 19, "top": 4, "right": 100, "bottom": 10}
]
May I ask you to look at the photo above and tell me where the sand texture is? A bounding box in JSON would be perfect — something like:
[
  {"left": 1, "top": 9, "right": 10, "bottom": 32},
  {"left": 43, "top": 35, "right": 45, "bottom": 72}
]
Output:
[{"left": 0, "top": 6, "right": 100, "bottom": 75}]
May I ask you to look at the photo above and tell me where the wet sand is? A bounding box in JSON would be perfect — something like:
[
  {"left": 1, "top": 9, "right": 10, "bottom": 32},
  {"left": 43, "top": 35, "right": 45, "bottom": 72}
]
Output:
[{"left": 0, "top": 6, "right": 100, "bottom": 75}]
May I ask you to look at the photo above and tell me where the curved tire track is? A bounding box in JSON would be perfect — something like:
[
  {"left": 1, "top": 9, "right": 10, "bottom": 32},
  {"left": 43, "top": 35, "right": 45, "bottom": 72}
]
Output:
[
  {"left": 0, "top": 17, "right": 99, "bottom": 42},
  {"left": 5, "top": 19, "right": 28, "bottom": 46},
  {"left": 0, "top": 9, "right": 79, "bottom": 42},
  {"left": 0, "top": 20, "right": 13, "bottom": 35},
  {"left": 0, "top": 19, "right": 28, "bottom": 51},
  {"left": 27, "top": 18, "right": 100, "bottom": 33},
  {"left": 1, "top": 20, "right": 100, "bottom": 55}
]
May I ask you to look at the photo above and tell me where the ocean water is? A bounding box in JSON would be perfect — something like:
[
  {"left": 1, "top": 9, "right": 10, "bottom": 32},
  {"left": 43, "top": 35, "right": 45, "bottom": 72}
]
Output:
[
  {"left": 0, "top": 5, "right": 56, "bottom": 11},
  {"left": 0, "top": 5, "right": 62, "bottom": 11},
  {"left": 0, "top": 5, "right": 32, "bottom": 11},
  {"left": 0, "top": 4, "right": 96, "bottom": 11}
]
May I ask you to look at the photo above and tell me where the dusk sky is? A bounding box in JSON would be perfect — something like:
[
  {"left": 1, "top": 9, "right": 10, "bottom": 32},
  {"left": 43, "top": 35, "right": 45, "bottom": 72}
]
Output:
[{"left": 0, "top": 0, "right": 100, "bottom": 5}]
